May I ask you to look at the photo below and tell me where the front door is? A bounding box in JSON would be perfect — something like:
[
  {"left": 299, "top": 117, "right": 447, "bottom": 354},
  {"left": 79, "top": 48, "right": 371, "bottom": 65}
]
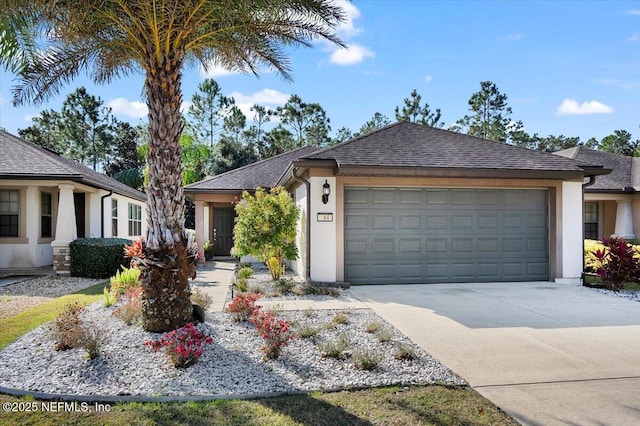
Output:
[{"left": 214, "top": 207, "right": 235, "bottom": 256}]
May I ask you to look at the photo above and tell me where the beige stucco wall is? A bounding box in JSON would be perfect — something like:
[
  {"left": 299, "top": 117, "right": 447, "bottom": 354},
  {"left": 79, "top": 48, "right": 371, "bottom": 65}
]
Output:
[
  {"left": 103, "top": 193, "right": 148, "bottom": 240},
  {"left": 0, "top": 178, "right": 146, "bottom": 269}
]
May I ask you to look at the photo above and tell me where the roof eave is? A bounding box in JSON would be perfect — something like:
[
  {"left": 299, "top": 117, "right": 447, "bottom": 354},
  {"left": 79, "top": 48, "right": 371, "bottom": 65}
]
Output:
[{"left": 335, "top": 165, "right": 587, "bottom": 180}]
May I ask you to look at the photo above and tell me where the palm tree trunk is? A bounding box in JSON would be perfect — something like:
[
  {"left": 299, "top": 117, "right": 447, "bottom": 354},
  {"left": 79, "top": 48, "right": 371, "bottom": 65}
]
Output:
[{"left": 140, "top": 50, "right": 194, "bottom": 332}]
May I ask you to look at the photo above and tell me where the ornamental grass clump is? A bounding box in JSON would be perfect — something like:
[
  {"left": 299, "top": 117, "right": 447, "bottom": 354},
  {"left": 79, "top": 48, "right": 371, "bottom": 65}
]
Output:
[
  {"left": 226, "top": 292, "right": 262, "bottom": 322},
  {"left": 50, "top": 301, "right": 84, "bottom": 351},
  {"left": 113, "top": 286, "right": 143, "bottom": 326},
  {"left": 50, "top": 301, "right": 108, "bottom": 359},
  {"left": 250, "top": 309, "right": 295, "bottom": 360},
  {"left": 190, "top": 287, "right": 213, "bottom": 311},
  {"left": 144, "top": 323, "right": 213, "bottom": 368}
]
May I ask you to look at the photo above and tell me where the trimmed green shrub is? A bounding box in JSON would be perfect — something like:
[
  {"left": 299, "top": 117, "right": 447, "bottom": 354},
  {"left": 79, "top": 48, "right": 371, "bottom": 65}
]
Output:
[{"left": 70, "top": 238, "right": 132, "bottom": 278}]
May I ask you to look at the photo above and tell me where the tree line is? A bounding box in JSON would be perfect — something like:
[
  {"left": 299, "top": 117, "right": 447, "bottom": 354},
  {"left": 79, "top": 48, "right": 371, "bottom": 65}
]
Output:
[{"left": 19, "top": 79, "right": 640, "bottom": 192}]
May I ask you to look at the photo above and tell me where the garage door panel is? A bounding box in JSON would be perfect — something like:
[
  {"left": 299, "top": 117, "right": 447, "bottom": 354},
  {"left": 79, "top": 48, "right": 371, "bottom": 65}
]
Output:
[
  {"left": 426, "top": 264, "right": 449, "bottom": 279},
  {"left": 477, "top": 239, "right": 499, "bottom": 253},
  {"left": 426, "top": 239, "right": 448, "bottom": 252},
  {"left": 346, "top": 214, "right": 368, "bottom": 229},
  {"left": 452, "top": 238, "right": 474, "bottom": 252},
  {"left": 372, "top": 239, "right": 395, "bottom": 254},
  {"left": 425, "top": 216, "right": 448, "bottom": 229},
  {"left": 399, "top": 189, "right": 423, "bottom": 204},
  {"left": 399, "top": 215, "right": 421, "bottom": 230},
  {"left": 399, "top": 239, "right": 422, "bottom": 253},
  {"left": 345, "top": 187, "right": 548, "bottom": 284},
  {"left": 345, "top": 188, "right": 369, "bottom": 203},
  {"left": 425, "top": 190, "right": 448, "bottom": 204},
  {"left": 372, "top": 189, "right": 395, "bottom": 204}
]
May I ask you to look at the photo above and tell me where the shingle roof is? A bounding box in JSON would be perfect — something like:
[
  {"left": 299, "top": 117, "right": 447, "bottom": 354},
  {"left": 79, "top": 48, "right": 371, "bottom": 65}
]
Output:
[
  {"left": 185, "top": 145, "right": 320, "bottom": 192},
  {"left": 0, "top": 130, "right": 146, "bottom": 201},
  {"left": 301, "top": 121, "right": 587, "bottom": 173},
  {"left": 554, "top": 146, "right": 637, "bottom": 192}
]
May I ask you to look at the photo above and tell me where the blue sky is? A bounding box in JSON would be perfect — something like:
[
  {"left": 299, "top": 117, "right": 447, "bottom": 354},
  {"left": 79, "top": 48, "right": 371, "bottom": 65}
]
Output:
[{"left": 1, "top": 0, "right": 640, "bottom": 143}]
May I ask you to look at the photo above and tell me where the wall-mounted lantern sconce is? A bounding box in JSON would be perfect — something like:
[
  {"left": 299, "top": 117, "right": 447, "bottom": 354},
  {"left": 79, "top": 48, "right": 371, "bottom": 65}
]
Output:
[{"left": 322, "top": 180, "right": 331, "bottom": 204}]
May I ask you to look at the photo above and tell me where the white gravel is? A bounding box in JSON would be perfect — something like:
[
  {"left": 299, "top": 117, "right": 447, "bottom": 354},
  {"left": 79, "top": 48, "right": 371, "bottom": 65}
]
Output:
[
  {"left": 586, "top": 286, "right": 640, "bottom": 303},
  {"left": 0, "top": 275, "right": 104, "bottom": 297},
  {"left": 0, "top": 302, "right": 465, "bottom": 398}
]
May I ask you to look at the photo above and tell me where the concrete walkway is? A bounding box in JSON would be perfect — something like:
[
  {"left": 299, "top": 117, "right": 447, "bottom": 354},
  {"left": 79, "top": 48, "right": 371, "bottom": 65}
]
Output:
[
  {"left": 350, "top": 282, "right": 640, "bottom": 426},
  {"left": 191, "top": 260, "right": 236, "bottom": 312},
  {"left": 192, "top": 260, "right": 368, "bottom": 312}
]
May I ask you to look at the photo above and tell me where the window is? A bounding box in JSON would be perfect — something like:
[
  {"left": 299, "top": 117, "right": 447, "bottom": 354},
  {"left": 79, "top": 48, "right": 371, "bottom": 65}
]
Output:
[
  {"left": 0, "top": 190, "right": 19, "bottom": 237},
  {"left": 41, "top": 192, "right": 52, "bottom": 238},
  {"left": 584, "top": 202, "right": 598, "bottom": 240},
  {"left": 111, "top": 199, "right": 118, "bottom": 237},
  {"left": 128, "top": 203, "right": 142, "bottom": 236}
]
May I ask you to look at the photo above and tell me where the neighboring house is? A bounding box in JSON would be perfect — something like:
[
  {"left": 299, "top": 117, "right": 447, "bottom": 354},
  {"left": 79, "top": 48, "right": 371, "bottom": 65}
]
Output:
[
  {"left": 554, "top": 146, "right": 639, "bottom": 241},
  {"left": 186, "top": 122, "right": 608, "bottom": 285},
  {"left": 0, "top": 130, "right": 147, "bottom": 273}
]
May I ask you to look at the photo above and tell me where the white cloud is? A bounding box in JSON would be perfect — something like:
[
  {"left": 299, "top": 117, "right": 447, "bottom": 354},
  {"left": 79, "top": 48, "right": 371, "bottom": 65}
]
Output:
[
  {"left": 323, "top": 1, "right": 374, "bottom": 66},
  {"left": 329, "top": 43, "right": 374, "bottom": 65},
  {"left": 592, "top": 78, "right": 634, "bottom": 90},
  {"left": 180, "top": 101, "right": 192, "bottom": 113},
  {"left": 22, "top": 114, "right": 35, "bottom": 123},
  {"left": 624, "top": 9, "right": 640, "bottom": 15},
  {"left": 107, "top": 98, "right": 148, "bottom": 118},
  {"left": 628, "top": 32, "right": 640, "bottom": 42},
  {"left": 497, "top": 33, "right": 524, "bottom": 42},
  {"left": 228, "top": 88, "right": 289, "bottom": 119},
  {"left": 199, "top": 62, "right": 240, "bottom": 78},
  {"left": 556, "top": 99, "right": 614, "bottom": 115},
  {"left": 334, "top": 0, "right": 362, "bottom": 38},
  {"left": 424, "top": 75, "right": 433, "bottom": 84}
]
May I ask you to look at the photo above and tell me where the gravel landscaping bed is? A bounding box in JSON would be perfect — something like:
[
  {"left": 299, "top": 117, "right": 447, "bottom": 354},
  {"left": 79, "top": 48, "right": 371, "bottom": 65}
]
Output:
[
  {"left": 587, "top": 286, "right": 640, "bottom": 303},
  {"left": 0, "top": 301, "right": 465, "bottom": 398}
]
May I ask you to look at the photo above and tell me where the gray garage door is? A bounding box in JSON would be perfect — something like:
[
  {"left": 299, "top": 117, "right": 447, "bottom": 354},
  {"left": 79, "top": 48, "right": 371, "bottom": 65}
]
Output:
[{"left": 344, "top": 187, "right": 549, "bottom": 284}]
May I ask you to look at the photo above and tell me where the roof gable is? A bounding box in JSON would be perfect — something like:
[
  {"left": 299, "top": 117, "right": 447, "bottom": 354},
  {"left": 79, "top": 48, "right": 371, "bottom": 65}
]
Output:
[
  {"left": 0, "top": 130, "right": 146, "bottom": 201},
  {"left": 302, "top": 122, "right": 586, "bottom": 173},
  {"left": 185, "top": 145, "right": 320, "bottom": 192}
]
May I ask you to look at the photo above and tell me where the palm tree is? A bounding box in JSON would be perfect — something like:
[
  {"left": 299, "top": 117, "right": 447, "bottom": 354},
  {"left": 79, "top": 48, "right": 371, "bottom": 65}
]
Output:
[{"left": 1, "top": 0, "right": 344, "bottom": 332}]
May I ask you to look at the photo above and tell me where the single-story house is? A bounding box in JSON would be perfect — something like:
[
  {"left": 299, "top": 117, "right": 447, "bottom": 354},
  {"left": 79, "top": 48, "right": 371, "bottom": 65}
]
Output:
[
  {"left": 186, "top": 122, "right": 608, "bottom": 285},
  {"left": 554, "top": 147, "right": 640, "bottom": 241},
  {"left": 0, "top": 130, "right": 147, "bottom": 273}
]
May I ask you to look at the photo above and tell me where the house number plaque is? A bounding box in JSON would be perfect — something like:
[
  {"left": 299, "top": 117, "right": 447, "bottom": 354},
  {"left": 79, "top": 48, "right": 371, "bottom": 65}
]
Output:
[{"left": 317, "top": 213, "right": 333, "bottom": 222}]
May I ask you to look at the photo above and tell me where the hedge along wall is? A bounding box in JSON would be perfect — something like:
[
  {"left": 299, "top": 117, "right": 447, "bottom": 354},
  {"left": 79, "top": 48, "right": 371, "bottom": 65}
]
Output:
[{"left": 70, "top": 238, "right": 132, "bottom": 278}]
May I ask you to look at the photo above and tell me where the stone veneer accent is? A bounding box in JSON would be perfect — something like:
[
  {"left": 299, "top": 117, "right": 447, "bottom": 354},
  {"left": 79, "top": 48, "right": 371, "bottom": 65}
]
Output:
[{"left": 53, "top": 245, "right": 71, "bottom": 275}]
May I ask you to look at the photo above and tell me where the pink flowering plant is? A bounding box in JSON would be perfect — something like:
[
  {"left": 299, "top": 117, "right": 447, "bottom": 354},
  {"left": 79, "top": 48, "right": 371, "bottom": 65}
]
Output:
[
  {"left": 144, "top": 323, "right": 213, "bottom": 368},
  {"left": 226, "top": 292, "right": 262, "bottom": 322},
  {"left": 250, "top": 309, "right": 295, "bottom": 360}
]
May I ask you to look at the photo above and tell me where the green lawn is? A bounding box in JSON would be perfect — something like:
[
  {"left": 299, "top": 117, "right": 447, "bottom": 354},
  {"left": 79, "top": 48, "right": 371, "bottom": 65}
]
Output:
[
  {"left": 0, "top": 386, "right": 517, "bottom": 426},
  {"left": 0, "top": 282, "right": 517, "bottom": 425},
  {"left": 0, "top": 283, "right": 105, "bottom": 350}
]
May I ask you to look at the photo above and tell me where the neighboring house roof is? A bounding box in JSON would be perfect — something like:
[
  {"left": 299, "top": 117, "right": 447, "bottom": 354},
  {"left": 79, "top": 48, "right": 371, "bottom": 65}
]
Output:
[
  {"left": 298, "top": 121, "right": 595, "bottom": 176},
  {"left": 554, "top": 146, "right": 640, "bottom": 193},
  {"left": 185, "top": 145, "right": 320, "bottom": 192},
  {"left": 0, "top": 130, "right": 146, "bottom": 201}
]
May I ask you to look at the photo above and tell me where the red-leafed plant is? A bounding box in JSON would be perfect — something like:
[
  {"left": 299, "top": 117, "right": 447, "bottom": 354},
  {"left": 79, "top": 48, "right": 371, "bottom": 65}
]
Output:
[
  {"left": 144, "top": 323, "right": 212, "bottom": 368},
  {"left": 226, "top": 292, "right": 262, "bottom": 322},
  {"left": 250, "top": 309, "right": 295, "bottom": 360},
  {"left": 123, "top": 238, "right": 145, "bottom": 267},
  {"left": 594, "top": 237, "right": 640, "bottom": 290}
]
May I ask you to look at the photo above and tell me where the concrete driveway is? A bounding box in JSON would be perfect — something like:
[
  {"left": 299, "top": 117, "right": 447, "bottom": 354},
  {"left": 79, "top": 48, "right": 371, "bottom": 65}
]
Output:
[{"left": 350, "top": 282, "right": 640, "bottom": 426}]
